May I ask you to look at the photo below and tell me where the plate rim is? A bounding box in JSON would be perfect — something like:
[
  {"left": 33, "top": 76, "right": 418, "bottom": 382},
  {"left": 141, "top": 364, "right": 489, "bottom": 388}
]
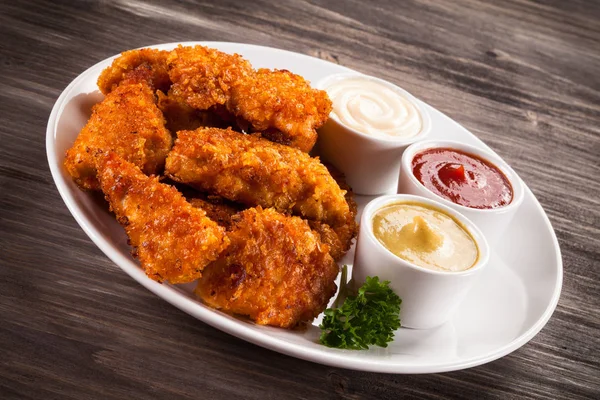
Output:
[{"left": 46, "top": 41, "right": 563, "bottom": 374}]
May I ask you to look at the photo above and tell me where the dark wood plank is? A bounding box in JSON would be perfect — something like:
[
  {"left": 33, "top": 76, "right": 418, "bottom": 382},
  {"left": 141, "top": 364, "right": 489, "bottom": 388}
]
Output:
[{"left": 0, "top": 0, "right": 598, "bottom": 398}]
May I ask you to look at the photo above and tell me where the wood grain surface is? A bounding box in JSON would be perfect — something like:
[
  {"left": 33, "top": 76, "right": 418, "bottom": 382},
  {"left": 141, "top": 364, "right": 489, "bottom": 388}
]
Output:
[{"left": 1, "top": 0, "right": 599, "bottom": 398}]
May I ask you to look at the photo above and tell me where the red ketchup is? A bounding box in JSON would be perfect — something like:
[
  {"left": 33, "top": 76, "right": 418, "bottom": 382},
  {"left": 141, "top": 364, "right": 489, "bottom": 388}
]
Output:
[{"left": 412, "top": 148, "right": 513, "bottom": 209}]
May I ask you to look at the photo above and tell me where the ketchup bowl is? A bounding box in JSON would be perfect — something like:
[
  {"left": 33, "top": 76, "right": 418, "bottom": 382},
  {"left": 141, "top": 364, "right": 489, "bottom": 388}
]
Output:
[
  {"left": 315, "top": 72, "right": 431, "bottom": 195},
  {"left": 398, "top": 140, "right": 525, "bottom": 245},
  {"left": 353, "top": 194, "right": 490, "bottom": 329}
]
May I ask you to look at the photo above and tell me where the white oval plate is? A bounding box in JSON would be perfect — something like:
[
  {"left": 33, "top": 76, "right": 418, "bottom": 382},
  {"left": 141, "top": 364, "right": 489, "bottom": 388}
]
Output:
[{"left": 46, "top": 42, "right": 562, "bottom": 374}]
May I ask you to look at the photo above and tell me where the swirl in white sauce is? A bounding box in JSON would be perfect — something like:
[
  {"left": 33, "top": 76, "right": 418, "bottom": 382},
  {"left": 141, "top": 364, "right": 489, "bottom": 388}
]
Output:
[{"left": 325, "top": 76, "right": 423, "bottom": 139}]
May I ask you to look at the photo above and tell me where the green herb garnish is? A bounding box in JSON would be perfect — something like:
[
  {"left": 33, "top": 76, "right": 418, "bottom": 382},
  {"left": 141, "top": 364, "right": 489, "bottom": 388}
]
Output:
[{"left": 319, "top": 272, "right": 401, "bottom": 350}]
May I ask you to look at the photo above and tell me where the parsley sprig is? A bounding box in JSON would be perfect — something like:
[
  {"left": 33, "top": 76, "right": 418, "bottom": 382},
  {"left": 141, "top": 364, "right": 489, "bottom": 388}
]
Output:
[{"left": 319, "top": 269, "right": 402, "bottom": 350}]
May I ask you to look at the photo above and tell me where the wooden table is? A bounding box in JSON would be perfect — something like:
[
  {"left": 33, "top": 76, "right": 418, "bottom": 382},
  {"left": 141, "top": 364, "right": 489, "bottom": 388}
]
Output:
[{"left": 1, "top": 1, "right": 598, "bottom": 398}]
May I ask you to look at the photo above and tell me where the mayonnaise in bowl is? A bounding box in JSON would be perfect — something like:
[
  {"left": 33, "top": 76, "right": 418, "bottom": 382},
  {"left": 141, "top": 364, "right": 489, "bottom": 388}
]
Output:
[
  {"left": 326, "top": 76, "right": 423, "bottom": 139},
  {"left": 316, "top": 73, "right": 431, "bottom": 195}
]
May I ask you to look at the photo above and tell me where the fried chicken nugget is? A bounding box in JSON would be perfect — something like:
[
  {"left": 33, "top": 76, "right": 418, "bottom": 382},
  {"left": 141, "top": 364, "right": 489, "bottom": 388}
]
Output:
[
  {"left": 165, "top": 127, "right": 351, "bottom": 228},
  {"left": 227, "top": 69, "right": 332, "bottom": 152},
  {"left": 196, "top": 207, "right": 339, "bottom": 328},
  {"left": 95, "top": 152, "right": 229, "bottom": 284},
  {"left": 97, "top": 48, "right": 171, "bottom": 94},
  {"left": 64, "top": 79, "right": 172, "bottom": 191},
  {"left": 167, "top": 45, "right": 253, "bottom": 111}
]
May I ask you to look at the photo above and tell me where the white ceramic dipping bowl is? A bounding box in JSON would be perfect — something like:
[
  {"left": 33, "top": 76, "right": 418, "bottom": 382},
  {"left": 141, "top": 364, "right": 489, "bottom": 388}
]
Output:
[
  {"left": 398, "top": 140, "right": 525, "bottom": 246},
  {"left": 315, "top": 73, "right": 431, "bottom": 195},
  {"left": 353, "top": 194, "right": 490, "bottom": 329}
]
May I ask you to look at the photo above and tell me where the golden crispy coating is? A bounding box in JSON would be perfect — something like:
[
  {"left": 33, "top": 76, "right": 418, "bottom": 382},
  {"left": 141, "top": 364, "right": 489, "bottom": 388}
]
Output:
[
  {"left": 307, "top": 200, "right": 357, "bottom": 262},
  {"left": 186, "top": 195, "right": 350, "bottom": 261},
  {"left": 167, "top": 45, "right": 253, "bottom": 111},
  {"left": 196, "top": 207, "right": 339, "bottom": 328},
  {"left": 64, "top": 80, "right": 172, "bottom": 191},
  {"left": 157, "top": 90, "right": 228, "bottom": 134},
  {"left": 188, "top": 195, "right": 243, "bottom": 229},
  {"left": 309, "top": 219, "right": 358, "bottom": 262},
  {"left": 97, "top": 48, "right": 171, "bottom": 94},
  {"left": 329, "top": 219, "right": 357, "bottom": 260},
  {"left": 307, "top": 221, "right": 345, "bottom": 261},
  {"left": 185, "top": 190, "right": 351, "bottom": 260},
  {"left": 228, "top": 69, "right": 332, "bottom": 152},
  {"left": 165, "top": 127, "right": 351, "bottom": 228},
  {"left": 96, "top": 153, "right": 229, "bottom": 284},
  {"left": 323, "top": 162, "right": 359, "bottom": 256}
]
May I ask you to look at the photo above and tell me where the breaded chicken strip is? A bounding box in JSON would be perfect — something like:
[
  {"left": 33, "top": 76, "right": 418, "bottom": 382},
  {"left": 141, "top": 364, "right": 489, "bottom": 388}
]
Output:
[
  {"left": 196, "top": 207, "right": 339, "bottom": 328},
  {"left": 64, "top": 78, "right": 172, "bottom": 191},
  {"left": 167, "top": 45, "right": 253, "bottom": 111},
  {"left": 165, "top": 127, "right": 350, "bottom": 228},
  {"left": 228, "top": 69, "right": 332, "bottom": 152},
  {"left": 97, "top": 48, "right": 171, "bottom": 94},
  {"left": 95, "top": 153, "right": 229, "bottom": 284}
]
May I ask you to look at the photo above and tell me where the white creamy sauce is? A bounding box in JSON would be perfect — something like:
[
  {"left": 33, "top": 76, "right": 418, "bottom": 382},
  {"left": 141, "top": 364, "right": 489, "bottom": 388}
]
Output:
[{"left": 326, "top": 76, "right": 423, "bottom": 139}]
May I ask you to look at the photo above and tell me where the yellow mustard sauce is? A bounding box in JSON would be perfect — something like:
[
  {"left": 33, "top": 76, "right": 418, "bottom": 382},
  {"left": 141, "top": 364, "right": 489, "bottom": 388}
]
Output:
[{"left": 372, "top": 202, "right": 479, "bottom": 272}]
